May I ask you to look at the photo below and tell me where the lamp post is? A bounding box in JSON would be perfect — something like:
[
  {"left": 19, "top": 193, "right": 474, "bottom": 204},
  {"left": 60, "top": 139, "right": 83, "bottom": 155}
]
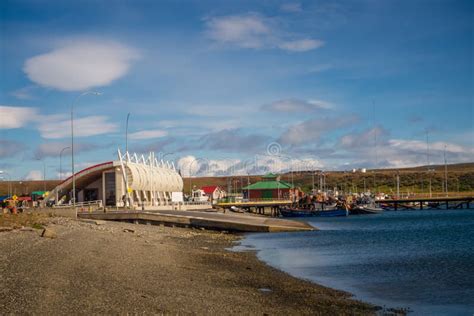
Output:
[
  {"left": 71, "top": 91, "right": 101, "bottom": 212},
  {"left": 427, "top": 168, "right": 435, "bottom": 198},
  {"left": 59, "top": 146, "right": 71, "bottom": 181},
  {"left": 125, "top": 112, "right": 130, "bottom": 154}
]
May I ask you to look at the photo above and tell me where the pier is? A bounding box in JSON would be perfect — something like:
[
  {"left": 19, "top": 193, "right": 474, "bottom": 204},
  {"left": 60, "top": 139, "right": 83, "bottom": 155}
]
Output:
[
  {"left": 214, "top": 200, "right": 293, "bottom": 216},
  {"left": 378, "top": 196, "right": 473, "bottom": 210},
  {"left": 78, "top": 209, "right": 314, "bottom": 232}
]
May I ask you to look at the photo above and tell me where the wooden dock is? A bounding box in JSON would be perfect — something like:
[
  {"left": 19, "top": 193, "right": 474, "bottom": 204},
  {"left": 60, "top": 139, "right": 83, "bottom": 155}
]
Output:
[
  {"left": 78, "top": 209, "right": 314, "bottom": 233},
  {"left": 378, "top": 196, "right": 473, "bottom": 210},
  {"left": 214, "top": 200, "right": 292, "bottom": 216}
]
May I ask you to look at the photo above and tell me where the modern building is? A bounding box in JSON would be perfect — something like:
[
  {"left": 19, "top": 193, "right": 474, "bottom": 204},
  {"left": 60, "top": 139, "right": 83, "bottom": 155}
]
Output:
[
  {"left": 242, "top": 173, "right": 296, "bottom": 200},
  {"left": 48, "top": 150, "right": 183, "bottom": 208}
]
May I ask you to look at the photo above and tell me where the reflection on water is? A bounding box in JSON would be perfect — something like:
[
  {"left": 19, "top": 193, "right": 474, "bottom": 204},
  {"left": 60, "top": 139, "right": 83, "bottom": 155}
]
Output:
[{"left": 237, "top": 210, "right": 474, "bottom": 315}]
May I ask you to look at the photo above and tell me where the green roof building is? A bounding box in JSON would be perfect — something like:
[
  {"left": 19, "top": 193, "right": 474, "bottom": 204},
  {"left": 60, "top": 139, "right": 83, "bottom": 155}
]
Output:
[{"left": 243, "top": 173, "right": 294, "bottom": 200}]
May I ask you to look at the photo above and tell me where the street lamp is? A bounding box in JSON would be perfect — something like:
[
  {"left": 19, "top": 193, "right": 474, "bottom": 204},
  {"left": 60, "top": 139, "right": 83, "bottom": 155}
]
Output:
[
  {"left": 71, "top": 91, "right": 101, "bottom": 211},
  {"left": 59, "top": 146, "right": 71, "bottom": 181}
]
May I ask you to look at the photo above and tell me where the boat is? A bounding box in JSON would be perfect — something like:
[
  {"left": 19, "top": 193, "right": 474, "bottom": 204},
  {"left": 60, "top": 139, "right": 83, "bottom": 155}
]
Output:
[
  {"left": 279, "top": 207, "right": 348, "bottom": 217},
  {"left": 350, "top": 204, "right": 384, "bottom": 215},
  {"left": 312, "top": 202, "right": 338, "bottom": 211},
  {"left": 229, "top": 206, "right": 245, "bottom": 213}
]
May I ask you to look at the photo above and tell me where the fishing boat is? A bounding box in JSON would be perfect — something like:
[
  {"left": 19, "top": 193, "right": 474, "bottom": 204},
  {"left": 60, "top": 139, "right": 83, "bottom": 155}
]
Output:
[
  {"left": 350, "top": 204, "right": 384, "bottom": 215},
  {"left": 279, "top": 207, "right": 348, "bottom": 217}
]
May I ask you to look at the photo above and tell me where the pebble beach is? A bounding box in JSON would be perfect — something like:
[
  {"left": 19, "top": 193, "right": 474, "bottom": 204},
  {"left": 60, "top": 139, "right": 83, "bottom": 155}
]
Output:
[{"left": 0, "top": 214, "right": 377, "bottom": 315}]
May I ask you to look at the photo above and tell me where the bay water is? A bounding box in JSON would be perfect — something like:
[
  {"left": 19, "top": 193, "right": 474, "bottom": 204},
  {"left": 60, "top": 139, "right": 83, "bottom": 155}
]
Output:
[{"left": 236, "top": 209, "right": 474, "bottom": 315}]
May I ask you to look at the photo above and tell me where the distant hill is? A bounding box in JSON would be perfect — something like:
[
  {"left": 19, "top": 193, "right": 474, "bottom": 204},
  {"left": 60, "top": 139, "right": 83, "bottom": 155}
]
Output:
[
  {"left": 182, "top": 162, "right": 474, "bottom": 195},
  {"left": 1, "top": 162, "right": 473, "bottom": 196}
]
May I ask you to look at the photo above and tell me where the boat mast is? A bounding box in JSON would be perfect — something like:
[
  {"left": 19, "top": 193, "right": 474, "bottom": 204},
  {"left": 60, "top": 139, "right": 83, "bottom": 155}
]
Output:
[{"left": 372, "top": 99, "right": 378, "bottom": 195}]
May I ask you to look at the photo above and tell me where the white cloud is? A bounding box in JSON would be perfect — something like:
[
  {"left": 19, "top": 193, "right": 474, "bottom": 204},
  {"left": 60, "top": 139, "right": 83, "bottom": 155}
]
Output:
[
  {"left": 262, "top": 98, "right": 332, "bottom": 112},
  {"left": 129, "top": 129, "right": 168, "bottom": 140},
  {"left": 278, "top": 39, "right": 324, "bottom": 52},
  {"left": 23, "top": 39, "right": 139, "bottom": 91},
  {"left": 205, "top": 13, "right": 323, "bottom": 52},
  {"left": 175, "top": 154, "right": 323, "bottom": 177},
  {"left": 0, "top": 106, "right": 37, "bottom": 129},
  {"left": 205, "top": 13, "right": 271, "bottom": 49},
  {"left": 38, "top": 115, "right": 118, "bottom": 139},
  {"left": 177, "top": 155, "right": 201, "bottom": 177},
  {"left": 25, "top": 170, "right": 43, "bottom": 181}
]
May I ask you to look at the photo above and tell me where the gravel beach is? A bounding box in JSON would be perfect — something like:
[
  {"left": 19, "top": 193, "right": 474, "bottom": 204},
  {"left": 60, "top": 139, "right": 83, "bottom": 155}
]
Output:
[{"left": 0, "top": 216, "right": 376, "bottom": 315}]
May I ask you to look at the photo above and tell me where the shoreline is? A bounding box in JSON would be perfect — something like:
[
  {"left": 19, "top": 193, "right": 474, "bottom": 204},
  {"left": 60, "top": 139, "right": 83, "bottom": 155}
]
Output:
[{"left": 1, "top": 214, "right": 380, "bottom": 315}]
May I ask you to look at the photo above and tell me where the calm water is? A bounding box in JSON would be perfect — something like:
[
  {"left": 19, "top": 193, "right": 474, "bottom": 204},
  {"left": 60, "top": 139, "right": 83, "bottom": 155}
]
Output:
[{"left": 236, "top": 209, "right": 474, "bottom": 315}]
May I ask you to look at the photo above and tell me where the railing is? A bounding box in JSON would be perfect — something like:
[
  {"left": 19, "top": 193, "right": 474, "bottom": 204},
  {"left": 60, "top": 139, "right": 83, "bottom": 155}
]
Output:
[
  {"left": 383, "top": 192, "right": 474, "bottom": 200},
  {"left": 215, "top": 198, "right": 292, "bottom": 205},
  {"left": 182, "top": 201, "right": 211, "bottom": 206},
  {"left": 53, "top": 200, "right": 103, "bottom": 209}
]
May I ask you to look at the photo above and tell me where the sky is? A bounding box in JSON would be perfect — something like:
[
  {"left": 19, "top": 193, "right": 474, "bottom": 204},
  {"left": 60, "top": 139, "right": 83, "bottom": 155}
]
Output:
[{"left": 0, "top": 0, "right": 473, "bottom": 180}]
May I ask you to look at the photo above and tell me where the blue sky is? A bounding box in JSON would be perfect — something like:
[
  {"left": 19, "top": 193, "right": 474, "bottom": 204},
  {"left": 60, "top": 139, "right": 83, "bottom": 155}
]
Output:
[{"left": 0, "top": 0, "right": 473, "bottom": 180}]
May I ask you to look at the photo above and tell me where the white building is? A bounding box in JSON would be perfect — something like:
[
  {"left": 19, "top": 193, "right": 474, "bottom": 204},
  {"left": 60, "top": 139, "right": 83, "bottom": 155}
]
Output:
[{"left": 49, "top": 150, "right": 183, "bottom": 207}]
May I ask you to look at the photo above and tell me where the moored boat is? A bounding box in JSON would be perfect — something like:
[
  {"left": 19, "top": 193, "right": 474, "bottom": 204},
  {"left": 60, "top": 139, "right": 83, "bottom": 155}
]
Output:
[
  {"left": 350, "top": 204, "right": 384, "bottom": 215},
  {"left": 280, "top": 207, "right": 348, "bottom": 217}
]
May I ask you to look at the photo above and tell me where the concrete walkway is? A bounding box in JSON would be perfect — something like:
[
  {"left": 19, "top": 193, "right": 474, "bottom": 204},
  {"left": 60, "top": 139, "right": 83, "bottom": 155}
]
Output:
[{"left": 78, "top": 209, "right": 315, "bottom": 233}]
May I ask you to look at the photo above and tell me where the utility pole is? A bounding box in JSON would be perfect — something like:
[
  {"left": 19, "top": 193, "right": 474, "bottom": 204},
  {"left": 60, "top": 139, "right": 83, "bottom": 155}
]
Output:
[
  {"left": 426, "top": 130, "right": 432, "bottom": 198},
  {"left": 444, "top": 145, "right": 448, "bottom": 197},
  {"left": 396, "top": 170, "right": 400, "bottom": 199},
  {"left": 72, "top": 91, "right": 101, "bottom": 214}
]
